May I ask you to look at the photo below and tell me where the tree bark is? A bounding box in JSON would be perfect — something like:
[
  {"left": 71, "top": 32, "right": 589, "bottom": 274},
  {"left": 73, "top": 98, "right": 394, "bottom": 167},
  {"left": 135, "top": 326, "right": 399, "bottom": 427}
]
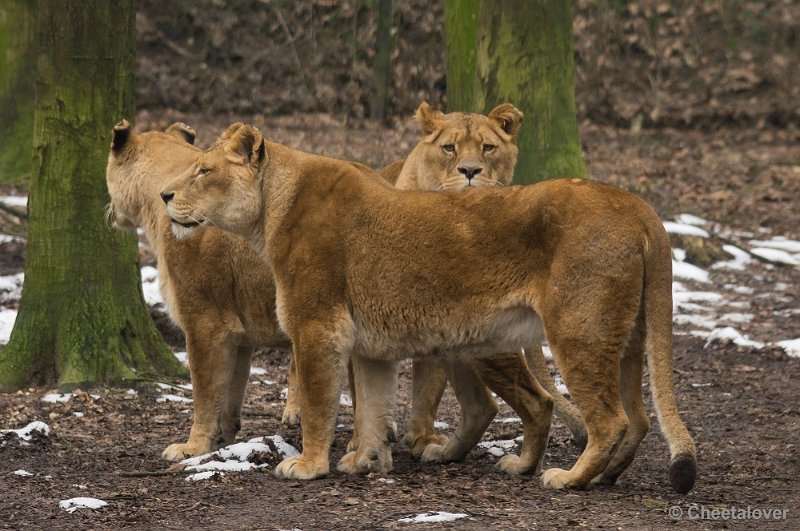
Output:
[
  {"left": 473, "top": 0, "right": 587, "bottom": 183},
  {"left": 0, "top": 1, "right": 36, "bottom": 183},
  {"left": 444, "top": 0, "right": 479, "bottom": 113},
  {"left": 0, "top": 0, "right": 185, "bottom": 391}
]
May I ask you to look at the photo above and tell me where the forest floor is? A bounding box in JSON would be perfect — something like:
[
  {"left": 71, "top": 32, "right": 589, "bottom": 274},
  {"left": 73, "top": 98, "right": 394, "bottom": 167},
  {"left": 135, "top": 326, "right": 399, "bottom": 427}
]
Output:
[{"left": 0, "top": 116, "right": 798, "bottom": 530}]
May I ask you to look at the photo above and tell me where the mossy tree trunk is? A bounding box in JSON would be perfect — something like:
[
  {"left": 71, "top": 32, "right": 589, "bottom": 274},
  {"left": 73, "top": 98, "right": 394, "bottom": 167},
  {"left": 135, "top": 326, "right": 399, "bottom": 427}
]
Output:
[
  {"left": 0, "top": 1, "right": 36, "bottom": 184},
  {"left": 0, "top": 0, "right": 185, "bottom": 392},
  {"left": 446, "top": 0, "right": 587, "bottom": 184},
  {"left": 444, "top": 0, "right": 479, "bottom": 113}
]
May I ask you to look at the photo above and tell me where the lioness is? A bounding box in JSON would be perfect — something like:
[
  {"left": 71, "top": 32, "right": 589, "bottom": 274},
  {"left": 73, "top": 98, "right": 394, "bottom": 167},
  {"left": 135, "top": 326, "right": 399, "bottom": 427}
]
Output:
[
  {"left": 106, "top": 121, "right": 291, "bottom": 460},
  {"left": 160, "top": 124, "right": 697, "bottom": 493},
  {"left": 396, "top": 102, "right": 586, "bottom": 453}
]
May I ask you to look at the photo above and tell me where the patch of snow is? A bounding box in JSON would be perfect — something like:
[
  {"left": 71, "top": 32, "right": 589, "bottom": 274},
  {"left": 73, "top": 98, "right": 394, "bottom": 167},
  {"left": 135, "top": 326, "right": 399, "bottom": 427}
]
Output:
[
  {"left": 377, "top": 477, "right": 396, "bottom": 484},
  {"left": 280, "top": 387, "right": 288, "bottom": 400},
  {"left": 704, "top": 327, "right": 765, "bottom": 350},
  {"left": 398, "top": 512, "right": 468, "bottom": 524},
  {"left": 339, "top": 393, "right": 353, "bottom": 407},
  {"left": 185, "top": 471, "right": 222, "bottom": 482},
  {"left": 477, "top": 439, "right": 517, "bottom": 457},
  {"left": 691, "top": 383, "right": 712, "bottom": 388},
  {"left": 713, "top": 245, "right": 752, "bottom": 271},
  {"left": 776, "top": 339, "right": 800, "bottom": 358},
  {"left": 0, "top": 272, "right": 24, "bottom": 303},
  {"left": 748, "top": 237, "right": 800, "bottom": 253},
  {"left": 663, "top": 221, "right": 710, "bottom": 238},
  {"left": 0, "top": 308, "right": 18, "bottom": 344},
  {"left": 433, "top": 421, "right": 450, "bottom": 430},
  {"left": 750, "top": 248, "right": 800, "bottom": 266},
  {"left": 72, "top": 412, "right": 84, "bottom": 418},
  {"left": 173, "top": 351, "right": 188, "bottom": 365},
  {"left": 250, "top": 366, "right": 267, "bottom": 375},
  {"left": 676, "top": 214, "right": 709, "bottom": 226},
  {"left": 674, "top": 314, "right": 718, "bottom": 329},
  {"left": 42, "top": 392, "right": 72, "bottom": 403},
  {"left": 719, "top": 313, "right": 754, "bottom": 324},
  {"left": 672, "top": 260, "right": 710, "bottom": 283},
  {"left": 156, "top": 394, "right": 193, "bottom": 404},
  {"left": 494, "top": 417, "right": 521, "bottom": 424},
  {"left": 723, "top": 283, "right": 754, "bottom": 295},
  {"left": 541, "top": 344, "right": 553, "bottom": 359},
  {"left": 1, "top": 421, "right": 51, "bottom": 442},
  {"left": 0, "top": 195, "right": 28, "bottom": 208},
  {"left": 13, "top": 469, "right": 33, "bottom": 477},
  {"left": 672, "top": 248, "right": 686, "bottom": 261},
  {"left": 140, "top": 266, "right": 164, "bottom": 305},
  {"left": 59, "top": 497, "right": 108, "bottom": 513}
]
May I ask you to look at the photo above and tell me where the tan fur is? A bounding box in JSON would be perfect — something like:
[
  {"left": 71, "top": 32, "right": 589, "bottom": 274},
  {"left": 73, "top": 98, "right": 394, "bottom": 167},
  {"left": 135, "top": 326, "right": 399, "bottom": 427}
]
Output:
[
  {"left": 161, "top": 124, "right": 697, "bottom": 493},
  {"left": 397, "top": 102, "right": 587, "bottom": 454},
  {"left": 106, "top": 121, "right": 291, "bottom": 461}
]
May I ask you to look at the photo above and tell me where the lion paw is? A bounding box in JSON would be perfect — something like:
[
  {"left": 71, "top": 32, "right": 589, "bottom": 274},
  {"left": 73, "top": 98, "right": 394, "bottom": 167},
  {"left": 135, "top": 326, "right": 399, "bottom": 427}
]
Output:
[
  {"left": 281, "top": 404, "right": 301, "bottom": 426},
  {"left": 274, "top": 455, "right": 329, "bottom": 480},
  {"left": 405, "top": 432, "right": 448, "bottom": 458},
  {"left": 161, "top": 441, "right": 212, "bottom": 462},
  {"left": 420, "top": 443, "right": 447, "bottom": 463},
  {"left": 337, "top": 446, "right": 392, "bottom": 475},
  {"left": 541, "top": 467, "right": 577, "bottom": 490},
  {"left": 498, "top": 454, "right": 534, "bottom": 475}
]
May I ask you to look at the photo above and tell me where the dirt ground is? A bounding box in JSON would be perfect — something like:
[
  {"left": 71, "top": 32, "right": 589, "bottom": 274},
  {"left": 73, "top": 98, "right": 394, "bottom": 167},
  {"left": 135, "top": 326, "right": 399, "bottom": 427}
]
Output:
[{"left": 0, "top": 116, "right": 798, "bottom": 530}]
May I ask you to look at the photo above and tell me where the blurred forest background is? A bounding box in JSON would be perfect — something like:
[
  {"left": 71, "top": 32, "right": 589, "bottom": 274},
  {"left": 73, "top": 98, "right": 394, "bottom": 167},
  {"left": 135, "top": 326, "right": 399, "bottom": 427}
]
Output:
[{"left": 137, "top": 0, "right": 800, "bottom": 128}]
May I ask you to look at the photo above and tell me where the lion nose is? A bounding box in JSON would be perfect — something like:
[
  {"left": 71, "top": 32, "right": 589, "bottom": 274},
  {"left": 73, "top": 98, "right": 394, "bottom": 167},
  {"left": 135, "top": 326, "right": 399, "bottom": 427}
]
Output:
[
  {"left": 160, "top": 191, "right": 174, "bottom": 204},
  {"left": 458, "top": 165, "right": 483, "bottom": 181}
]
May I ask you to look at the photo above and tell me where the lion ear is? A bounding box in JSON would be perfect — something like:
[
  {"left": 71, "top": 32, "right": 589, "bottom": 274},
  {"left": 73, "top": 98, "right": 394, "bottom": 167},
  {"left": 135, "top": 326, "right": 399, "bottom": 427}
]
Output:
[
  {"left": 225, "top": 125, "right": 266, "bottom": 168},
  {"left": 488, "top": 103, "right": 524, "bottom": 140},
  {"left": 219, "top": 122, "right": 247, "bottom": 142},
  {"left": 165, "top": 122, "right": 197, "bottom": 145},
  {"left": 111, "top": 119, "right": 133, "bottom": 153},
  {"left": 414, "top": 101, "right": 446, "bottom": 135}
]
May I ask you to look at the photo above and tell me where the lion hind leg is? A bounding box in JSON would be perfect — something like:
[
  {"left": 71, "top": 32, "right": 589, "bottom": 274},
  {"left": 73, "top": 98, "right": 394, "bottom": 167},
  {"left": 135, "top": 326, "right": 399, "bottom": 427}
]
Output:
[
  {"left": 421, "top": 359, "right": 497, "bottom": 464},
  {"left": 542, "top": 339, "right": 629, "bottom": 490},
  {"left": 403, "top": 357, "right": 449, "bottom": 456},
  {"left": 593, "top": 320, "right": 650, "bottom": 486},
  {"left": 524, "top": 344, "right": 587, "bottom": 448},
  {"left": 337, "top": 355, "right": 398, "bottom": 475}
]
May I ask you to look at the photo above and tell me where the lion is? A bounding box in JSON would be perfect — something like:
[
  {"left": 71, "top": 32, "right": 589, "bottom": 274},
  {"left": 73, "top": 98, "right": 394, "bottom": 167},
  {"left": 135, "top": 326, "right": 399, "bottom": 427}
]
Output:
[
  {"left": 160, "top": 123, "right": 697, "bottom": 494},
  {"left": 395, "top": 102, "right": 587, "bottom": 454},
  {"left": 106, "top": 121, "right": 292, "bottom": 461}
]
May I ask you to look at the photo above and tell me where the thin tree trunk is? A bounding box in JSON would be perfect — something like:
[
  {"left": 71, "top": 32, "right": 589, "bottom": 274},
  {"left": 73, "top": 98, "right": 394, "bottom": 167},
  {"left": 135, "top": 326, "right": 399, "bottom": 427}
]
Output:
[
  {"left": 0, "top": 0, "right": 184, "bottom": 391},
  {"left": 0, "top": 1, "right": 36, "bottom": 183},
  {"left": 370, "top": 0, "right": 393, "bottom": 122},
  {"left": 444, "top": 0, "right": 479, "bottom": 113},
  {"left": 474, "top": 0, "right": 587, "bottom": 183}
]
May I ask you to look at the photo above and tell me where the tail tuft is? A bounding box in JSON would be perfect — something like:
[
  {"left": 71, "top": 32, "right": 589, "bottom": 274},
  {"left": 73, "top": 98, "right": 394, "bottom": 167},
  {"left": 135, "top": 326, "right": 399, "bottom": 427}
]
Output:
[{"left": 669, "top": 453, "right": 696, "bottom": 494}]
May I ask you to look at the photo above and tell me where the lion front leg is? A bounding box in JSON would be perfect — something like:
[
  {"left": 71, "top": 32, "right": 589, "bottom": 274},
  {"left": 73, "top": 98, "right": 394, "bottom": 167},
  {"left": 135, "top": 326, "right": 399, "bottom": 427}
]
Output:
[
  {"left": 472, "top": 352, "right": 553, "bottom": 475},
  {"left": 338, "top": 355, "right": 398, "bottom": 475},
  {"left": 162, "top": 333, "right": 235, "bottom": 461},
  {"left": 274, "top": 328, "right": 344, "bottom": 480},
  {"left": 282, "top": 352, "right": 301, "bottom": 426},
  {"left": 421, "top": 359, "right": 497, "bottom": 464}
]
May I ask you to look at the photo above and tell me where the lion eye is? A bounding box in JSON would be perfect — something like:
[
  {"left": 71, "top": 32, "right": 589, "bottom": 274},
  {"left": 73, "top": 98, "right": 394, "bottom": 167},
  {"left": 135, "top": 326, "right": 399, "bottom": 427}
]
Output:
[
  {"left": 483, "top": 144, "right": 496, "bottom": 153},
  {"left": 442, "top": 144, "right": 456, "bottom": 154},
  {"left": 197, "top": 167, "right": 210, "bottom": 176}
]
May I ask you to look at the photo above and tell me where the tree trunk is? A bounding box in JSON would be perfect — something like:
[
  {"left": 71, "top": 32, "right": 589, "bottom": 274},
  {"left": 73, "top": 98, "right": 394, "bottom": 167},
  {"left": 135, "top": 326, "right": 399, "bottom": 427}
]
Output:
[
  {"left": 0, "top": 1, "right": 36, "bottom": 183},
  {"left": 370, "top": 0, "right": 393, "bottom": 122},
  {"left": 473, "top": 0, "right": 587, "bottom": 184},
  {"left": 0, "top": 1, "right": 185, "bottom": 391},
  {"left": 444, "top": 0, "right": 479, "bottom": 113}
]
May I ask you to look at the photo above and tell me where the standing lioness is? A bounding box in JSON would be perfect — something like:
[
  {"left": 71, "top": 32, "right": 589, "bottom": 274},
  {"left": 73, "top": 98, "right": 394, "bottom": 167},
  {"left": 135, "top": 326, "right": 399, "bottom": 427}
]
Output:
[{"left": 160, "top": 123, "right": 696, "bottom": 493}]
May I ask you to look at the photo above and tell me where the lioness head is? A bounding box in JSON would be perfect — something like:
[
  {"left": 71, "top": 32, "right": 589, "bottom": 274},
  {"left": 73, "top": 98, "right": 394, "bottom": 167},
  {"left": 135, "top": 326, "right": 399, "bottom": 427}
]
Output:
[
  {"left": 106, "top": 120, "right": 199, "bottom": 230},
  {"left": 161, "top": 123, "right": 267, "bottom": 240},
  {"left": 395, "top": 102, "right": 523, "bottom": 191}
]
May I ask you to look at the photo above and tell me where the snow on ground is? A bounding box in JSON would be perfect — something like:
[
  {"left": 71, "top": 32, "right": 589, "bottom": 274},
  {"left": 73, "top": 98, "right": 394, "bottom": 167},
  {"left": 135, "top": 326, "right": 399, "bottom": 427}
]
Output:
[
  {"left": 179, "top": 435, "right": 300, "bottom": 481},
  {"left": 1, "top": 421, "right": 51, "bottom": 444},
  {"left": 59, "top": 497, "right": 108, "bottom": 514},
  {"left": 398, "top": 511, "right": 469, "bottom": 524}
]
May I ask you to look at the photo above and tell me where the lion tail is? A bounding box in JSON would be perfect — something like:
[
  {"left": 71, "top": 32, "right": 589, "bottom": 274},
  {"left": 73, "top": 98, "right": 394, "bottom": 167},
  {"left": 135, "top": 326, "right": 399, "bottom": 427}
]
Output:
[{"left": 643, "top": 223, "right": 697, "bottom": 494}]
